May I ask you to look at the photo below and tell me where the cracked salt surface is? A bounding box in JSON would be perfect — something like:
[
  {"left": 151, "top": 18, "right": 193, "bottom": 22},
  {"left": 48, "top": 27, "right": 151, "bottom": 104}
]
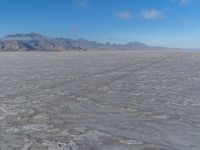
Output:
[{"left": 0, "top": 51, "right": 200, "bottom": 150}]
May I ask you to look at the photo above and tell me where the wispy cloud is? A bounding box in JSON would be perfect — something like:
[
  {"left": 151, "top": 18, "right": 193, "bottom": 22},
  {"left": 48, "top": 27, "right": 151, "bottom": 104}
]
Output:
[
  {"left": 141, "top": 9, "right": 163, "bottom": 20},
  {"left": 172, "top": 0, "right": 193, "bottom": 5},
  {"left": 179, "top": 0, "right": 192, "bottom": 5},
  {"left": 73, "top": 0, "right": 89, "bottom": 8},
  {"left": 114, "top": 11, "right": 133, "bottom": 20},
  {"left": 68, "top": 27, "right": 79, "bottom": 33},
  {"left": 181, "top": 20, "right": 194, "bottom": 25}
]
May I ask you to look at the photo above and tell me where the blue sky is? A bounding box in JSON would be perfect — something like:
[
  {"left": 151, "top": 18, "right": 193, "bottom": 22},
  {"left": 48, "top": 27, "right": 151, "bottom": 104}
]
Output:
[{"left": 0, "top": 0, "right": 199, "bottom": 48}]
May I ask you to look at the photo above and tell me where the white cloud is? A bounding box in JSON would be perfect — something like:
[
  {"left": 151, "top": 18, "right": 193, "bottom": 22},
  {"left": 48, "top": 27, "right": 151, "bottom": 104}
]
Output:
[
  {"left": 73, "top": 0, "right": 89, "bottom": 8},
  {"left": 114, "top": 11, "right": 133, "bottom": 20},
  {"left": 179, "top": 0, "right": 192, "bottom": 4},
  {"left": 181, "top": 20, "right": 194, "bottom": 24},
  {"left": 141, "top": 9, "right": 163, "bottom": 20},
  {"left": 171, "top": 0, "right": 192, "bottom": 5}
]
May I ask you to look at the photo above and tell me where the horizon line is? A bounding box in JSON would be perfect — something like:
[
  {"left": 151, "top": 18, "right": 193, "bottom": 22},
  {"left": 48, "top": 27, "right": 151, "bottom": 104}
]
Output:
[{"left": 0, "top": 32, "right": 199, "bottom": 50}]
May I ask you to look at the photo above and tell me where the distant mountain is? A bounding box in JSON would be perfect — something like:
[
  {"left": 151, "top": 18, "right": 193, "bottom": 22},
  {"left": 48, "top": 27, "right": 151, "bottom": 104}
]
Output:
[{"left": 0, "top": 33, "right": 179, "bottom": 51}]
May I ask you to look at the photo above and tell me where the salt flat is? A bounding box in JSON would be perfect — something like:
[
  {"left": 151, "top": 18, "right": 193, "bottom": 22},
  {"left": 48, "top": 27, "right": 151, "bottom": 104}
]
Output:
[{"left": 0, "top": 51, "right": 200, "bottom": 150}]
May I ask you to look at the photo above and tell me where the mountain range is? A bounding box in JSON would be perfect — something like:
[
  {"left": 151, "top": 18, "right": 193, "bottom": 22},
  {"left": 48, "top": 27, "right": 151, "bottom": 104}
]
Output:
[{"left": 0, "top": 33, "right": 180, "bottom": 51}]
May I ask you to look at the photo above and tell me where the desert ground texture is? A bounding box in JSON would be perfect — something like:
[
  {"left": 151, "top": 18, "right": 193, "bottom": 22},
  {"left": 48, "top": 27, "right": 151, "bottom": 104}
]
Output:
[{"left": 0, "top": 51, "right": 200, "bottom": 150}]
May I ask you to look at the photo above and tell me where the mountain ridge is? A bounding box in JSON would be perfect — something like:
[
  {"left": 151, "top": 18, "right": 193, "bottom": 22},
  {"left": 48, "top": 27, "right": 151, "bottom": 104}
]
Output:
[{"left": 0, "top": 33, "right": 180, "bottom": 51}]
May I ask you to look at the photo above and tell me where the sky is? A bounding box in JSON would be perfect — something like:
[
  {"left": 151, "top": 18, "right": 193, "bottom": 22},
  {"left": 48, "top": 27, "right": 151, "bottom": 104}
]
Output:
[{"left": 0, "top": 0, "right": 199, "bottom": 48}]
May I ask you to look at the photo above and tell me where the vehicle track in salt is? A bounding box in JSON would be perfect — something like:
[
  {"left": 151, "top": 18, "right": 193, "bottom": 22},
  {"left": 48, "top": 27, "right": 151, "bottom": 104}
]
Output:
[
  {"left": 1, "top": 55, "right": 170, "bottom": 123},
  {"left": 3, "top": 56, "right": 168, "bottom": 99},
  {"left": 64, "top": 56, "right": 170, "bottom": 106}
]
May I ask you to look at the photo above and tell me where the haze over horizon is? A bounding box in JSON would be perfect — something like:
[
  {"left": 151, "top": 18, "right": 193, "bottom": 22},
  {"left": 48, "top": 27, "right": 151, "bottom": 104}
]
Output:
[{"left": 0, "top": 0, "right": 199, "bottom": 49}]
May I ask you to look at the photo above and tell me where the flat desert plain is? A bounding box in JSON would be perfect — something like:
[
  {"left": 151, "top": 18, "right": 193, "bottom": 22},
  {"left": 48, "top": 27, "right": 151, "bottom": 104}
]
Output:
[{"left": 0, "top": 51, "right": 200, "bottom": 150}]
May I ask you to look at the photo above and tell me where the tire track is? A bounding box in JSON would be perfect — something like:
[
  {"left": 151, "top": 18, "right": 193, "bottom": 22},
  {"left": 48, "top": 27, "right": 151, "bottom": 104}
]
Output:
[
  {"left": 4, "top": 56, "right": 160, "bottom": 99},
  {"left": 67, "top": 56, "right": 170, "bottom": 101}
]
